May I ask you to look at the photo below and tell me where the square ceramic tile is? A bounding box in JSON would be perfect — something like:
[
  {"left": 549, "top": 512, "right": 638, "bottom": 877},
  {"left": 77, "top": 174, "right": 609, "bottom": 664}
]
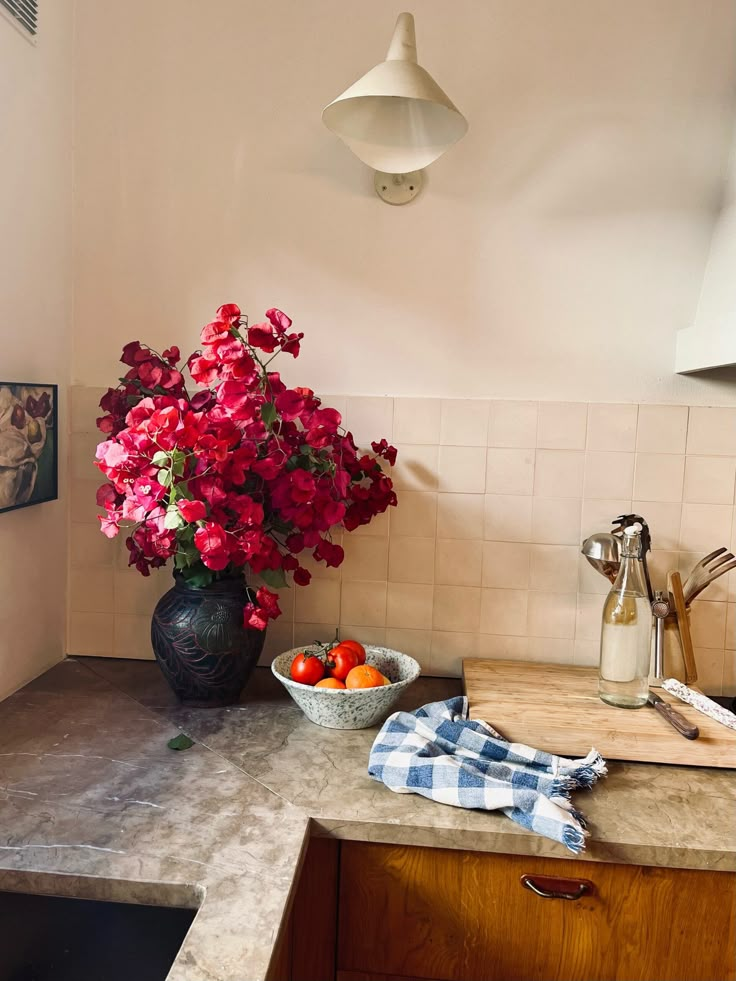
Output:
[
  {"left": 70, "top": 479, "right": 105, "bottom": 524},
  {"left": 113, "top": 614, "right": 155, "bottom": 659},
  {"left": 636, "top": 404, "right": 688, "bottom": 454},
  {"left": 583, "top": 452, "right": 635, "bottom": 500},
  {"left": 71, "top": 386, "right": 106, "bottom": 434},
  {"left": 683, "top": 456, "right": 736, "bottom": 505},
  {"left": 576, "top": 593, "right": 605, "bottom": 642},
  {"left": 435, "top": 539, "right": 483, "bottom": 587},
  {"left": 488, "top": 401, "right": 537, "bottom": 448},
  {"left": 677, "top": 552, "right": 730, "bottom": 603},
  {"left": 647, "top": 550, "right": 679, "bottom": 595},
  {"left": 259, "top": 620, "right": 295, "bottom": 665},
  {"left": 485, "top": 447, "right": 535, "bottom": 496},
  {"left": 70, "top": 523, "right": 116, "bottom": 568},
  {"left": 386, "top": 583, "right": 434, "bottom": 629},
  {"left": 687, "top": 407, "right": 736, "bottom": 456},
  {"left": 390, "top": 491, "right": 437, "bottom": 538},
  {"left": 430, "top": 631, "right": 478, "bottom": 677},
  {"left": 530, "top": 498, "right": 581, "bottom": 545},
  {"left": 726, "top": 605, "right": 735, "bottom": 651},
  {"left": 68, "top": 611, "right": 113, "bottom": 656},
  {"left": 393, "top": 398, "right": 441, "bottom": 444},
  {"left": 69, "top": 568, "right": 114, "bottom": 614},
  {"left": 527, "top": 591, "right": 576, "bottom": 639},
  {"left": 573, "top": 637, "right": 600, "bottom": 666},
  {"left": 432, "top": 585, "right": 481, "bottom": 632},
  {"left": 113, "top": 567, "right": 169, "bottom": 615},
  {"left": 536, "top": 402, "right": 587, "bottom": 450},
  {"left": 385, "top": 627, "right": 432, "bottom": 663},
  {"left": 527, "top": 638, "right": 574, "bottom": 664},
  {"left": 293, "top": 622, "right": 342, "bottom": 650},
  {"left": 724, "top": 650, "right": 736, "bottom": 696},
  {"left": 689, "top": 601, "right": 727, "bottom": 649},
  {"left": 438, "top": 446, "right": 487, "bottom": 493},
  {"left": 529, "top": 545, "right": 579, "bottom": 592},
  {"left": 691, "top": 648, "right": 724, "bottom": 695},
  {"left": 436, "top": 493, "right": 484, "bottom": 539},
  {"left": 479, "top": 588, "right": 528, "bottom": 636},
  {"left": 340, "top": 536, "right": 389, "bottom": 581},
  {"left": 390, "top": 444, "right": 439, "bottom": 491},
  {"left": 388, "top": 537, "right": 435, "bottom": 584},
  {"left": 484, "top": 495, "right": 533, "bottom": 542},
  {"left": 481, "top": 542, "right": 531, "bottom": 589},
  {"left": 580, "top": 498, "right": 631, "bottom": 540},
  {"left": 72, "top": 432, "right": 103, "bottom": 482},
  {"left": 337, "top": 624, "right": 387, "bottom": 647},
  {"left": 631, "top": 502, "right": 682, "bottom": 550},
  {"left": 587, "top": 403, "right": 638, "bottom": 451},
  {"left": 475, "top": 634, "right": 530, "bottom": 661},
  {"left": 344, "top": 396, "right": 394, "bottom": 446},
  {"left": 633, "top": 454, "right": 685, "bottom": 503},
  {"left": 679, "top": 503, "right": 733, "bottom": 553},
  {"left": 440, "top": 399, "right": 490, "bottom": 446},
  {"left": 340, "top": 581, "right": 386, "bottom": 627},
  {"left": 351, "top": 509, "right": 389, "bottom": 538},
  {"left": 533, "top": 450, "right": 584, "bottom": 498},
  {"left": 295, "top": 579, "right": 341, "bottom": 624}
]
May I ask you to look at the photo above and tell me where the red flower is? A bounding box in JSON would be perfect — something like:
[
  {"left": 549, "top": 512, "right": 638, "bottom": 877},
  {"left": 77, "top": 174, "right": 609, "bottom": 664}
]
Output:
[
  {"left": 248, "top": 323, "right": 279, "bottom": 353},
  {"left": 216, "top": 303, "right": 241, "bottom": 324},
  {"left": 293, "top": 566, "right": 311, "bottom": 586},
  {"left": 194, "top": 522, "right": 231, "bottom": 570},
  {"left": 178, "top": 499, "right": 207, "bottom": 522},
  {"left": 265, "top": 308, "right": 292, "bottom": 332}
]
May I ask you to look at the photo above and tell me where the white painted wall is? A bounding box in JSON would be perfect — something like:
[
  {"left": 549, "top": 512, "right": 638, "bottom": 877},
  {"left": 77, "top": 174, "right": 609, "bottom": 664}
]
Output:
[
  {"left": 0, "top": 3, "right": 73, "bottom": 698},
  {"left": 72, "top": 0, "right": 736, "bottom": 404}
]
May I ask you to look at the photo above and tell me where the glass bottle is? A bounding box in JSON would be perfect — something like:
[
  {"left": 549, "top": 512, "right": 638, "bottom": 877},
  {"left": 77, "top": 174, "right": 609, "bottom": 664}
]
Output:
[{"left": 598, "top": 523, "right": 651, "bottom": 708}]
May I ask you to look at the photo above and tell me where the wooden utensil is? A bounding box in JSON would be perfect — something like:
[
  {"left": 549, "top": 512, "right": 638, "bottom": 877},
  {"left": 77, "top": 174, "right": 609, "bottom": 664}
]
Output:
[
  {"left": 668, "top": 570, "right": 698, "bottom": 685},
  {"left": 683, "top": 548, "right": 736, "bottom": 603}
]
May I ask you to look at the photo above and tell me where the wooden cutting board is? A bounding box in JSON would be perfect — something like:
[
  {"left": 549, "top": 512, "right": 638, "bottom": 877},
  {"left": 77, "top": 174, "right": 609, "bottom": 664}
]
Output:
[{"left": 462, "top": 659, "right": 736, "bottom": 768}]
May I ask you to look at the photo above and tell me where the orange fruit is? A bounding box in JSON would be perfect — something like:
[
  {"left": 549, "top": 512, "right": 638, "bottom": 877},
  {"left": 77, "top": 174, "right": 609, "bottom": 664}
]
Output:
[
  {"left": 345, "top": 664, "right": 385, "bottom": 689},
  {"left": 339, "top": 640, "right": 366, "bottom": 665},
  {"left": 315, "top": 677, "right": 346, "bottom": 689}
]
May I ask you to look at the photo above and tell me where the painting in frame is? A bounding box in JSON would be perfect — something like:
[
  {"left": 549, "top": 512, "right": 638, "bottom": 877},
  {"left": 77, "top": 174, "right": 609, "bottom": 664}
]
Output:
[{"left": 0, "top": 383, "right": 58, "bottom": 515}]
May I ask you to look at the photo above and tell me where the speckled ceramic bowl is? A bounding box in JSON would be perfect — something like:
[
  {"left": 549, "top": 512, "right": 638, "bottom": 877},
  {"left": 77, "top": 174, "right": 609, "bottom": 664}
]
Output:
[{"left": 271, "top": 646, "right": 421, "bottom": 730}]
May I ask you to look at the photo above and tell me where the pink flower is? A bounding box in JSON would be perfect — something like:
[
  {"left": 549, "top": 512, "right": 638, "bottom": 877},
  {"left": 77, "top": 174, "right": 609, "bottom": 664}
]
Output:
[
  {"left": 266, "top": 308, "right": 292, "bottom": 332},
  {"left": 275, "top": 389, "right": 305, "bottom": 421},
  {"left": 194, "top": 522, "right": 231, "bottom": 570},
  {"left": 99, "top": 512, "right": 121, "bottom": 538},
  {"left": 216, "top": 303, "right": 241, "bottom": 324},
  {"left": 248, "top": 323, "right": 279, "bottom": 353},
  {"left": 178, "top": 499, "right": 207, "bottom": 522}
]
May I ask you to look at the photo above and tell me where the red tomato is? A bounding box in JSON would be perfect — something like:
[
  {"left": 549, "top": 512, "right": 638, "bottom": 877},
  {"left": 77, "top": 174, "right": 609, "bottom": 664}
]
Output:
[
  {"left": 338, "top": 639, "right": 366, "bottom": 665},
  {"left": 290, "top": 652, "right": 325, "bottom": 686},
  {"left": 325, "top": 644, "right": 359, "bottom": 681}
]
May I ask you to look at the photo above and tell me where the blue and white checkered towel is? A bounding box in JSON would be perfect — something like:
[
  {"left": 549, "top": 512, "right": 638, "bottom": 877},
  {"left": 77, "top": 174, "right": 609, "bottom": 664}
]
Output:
[{"left": 368, "top": 696, "right": 607, "bottom": 854}]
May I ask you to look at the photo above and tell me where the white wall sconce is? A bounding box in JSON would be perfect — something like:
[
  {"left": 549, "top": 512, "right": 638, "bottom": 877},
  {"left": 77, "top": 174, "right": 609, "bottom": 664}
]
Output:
[{"left": 322, "top": 12, "right": 468, "bottom": 205}]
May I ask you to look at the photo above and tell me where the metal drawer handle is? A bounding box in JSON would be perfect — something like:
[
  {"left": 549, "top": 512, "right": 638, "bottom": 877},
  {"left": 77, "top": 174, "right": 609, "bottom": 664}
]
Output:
[{"left": 520, "top": 874, "right": 593, "bottom": 901}]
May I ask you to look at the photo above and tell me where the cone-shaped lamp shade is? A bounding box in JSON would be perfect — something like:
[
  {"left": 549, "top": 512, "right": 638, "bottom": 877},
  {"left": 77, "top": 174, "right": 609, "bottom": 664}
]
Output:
[{"left": 322, "top": 12, "right": 468, "bottom": 174}]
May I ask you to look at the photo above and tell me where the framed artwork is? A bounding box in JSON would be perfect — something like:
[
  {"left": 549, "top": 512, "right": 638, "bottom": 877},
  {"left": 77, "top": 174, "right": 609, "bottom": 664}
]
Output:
[{"left": 0, "top": 383, "right": 58, "bottom": 514}]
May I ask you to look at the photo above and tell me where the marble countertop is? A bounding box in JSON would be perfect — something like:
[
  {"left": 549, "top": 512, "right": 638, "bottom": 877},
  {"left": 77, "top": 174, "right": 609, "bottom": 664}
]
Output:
[{"left": 0, "top": 659, "right": 734, "bottom": 981}]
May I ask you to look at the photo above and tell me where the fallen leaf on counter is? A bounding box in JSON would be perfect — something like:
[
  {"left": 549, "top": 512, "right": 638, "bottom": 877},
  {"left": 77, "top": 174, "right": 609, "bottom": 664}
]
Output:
[{"left": 167, "top": 733, "right": 194, "bottom": 751}]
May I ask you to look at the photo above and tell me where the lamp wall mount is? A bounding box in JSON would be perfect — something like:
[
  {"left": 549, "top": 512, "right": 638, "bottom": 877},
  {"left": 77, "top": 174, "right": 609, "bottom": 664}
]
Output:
[{"left": 374, "top": 170, "right": 424, "bottom": 206}]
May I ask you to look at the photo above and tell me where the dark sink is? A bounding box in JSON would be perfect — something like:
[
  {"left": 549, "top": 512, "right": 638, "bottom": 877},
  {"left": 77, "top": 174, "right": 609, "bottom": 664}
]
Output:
[{"left": 0, "top": 890, "right": 196, "bottom": 981}]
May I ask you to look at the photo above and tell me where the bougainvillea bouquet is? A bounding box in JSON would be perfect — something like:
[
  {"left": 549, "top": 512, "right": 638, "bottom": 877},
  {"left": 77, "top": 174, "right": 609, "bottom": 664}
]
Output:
[{"left": 94, "top": 304, "right": 397, "bottom": 630}]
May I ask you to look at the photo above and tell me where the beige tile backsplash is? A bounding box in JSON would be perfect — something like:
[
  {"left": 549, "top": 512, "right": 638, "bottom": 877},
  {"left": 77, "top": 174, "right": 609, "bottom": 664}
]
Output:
[{"left": 68, "top": 390, "right": 736, "bottom": 693}]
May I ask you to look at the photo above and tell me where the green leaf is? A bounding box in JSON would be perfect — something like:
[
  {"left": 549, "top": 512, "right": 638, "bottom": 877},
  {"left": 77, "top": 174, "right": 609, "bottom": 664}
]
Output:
[
  {"left": 260, "top": 401, "right": 277, "bottom": 427},
  {"left": 158, "top": 468, "right": 172, "bottom": 487},
  {"left": 167, "top": 733, "right": 194, "bottom": 752},
  {"left": 174, "top": 552, "right": 188, "bottom": 569},
  {"left": 259, "top": 567, "right": 288, "bottom": 590},
  {"left": 151, "top": 450, "right": 169, "bottom": 466},
  {"left": 181, "top": 566, "right": 214, "bottom": 588},
  {"left": 164, "top": 507, "right": 184, "bottom": 530}
]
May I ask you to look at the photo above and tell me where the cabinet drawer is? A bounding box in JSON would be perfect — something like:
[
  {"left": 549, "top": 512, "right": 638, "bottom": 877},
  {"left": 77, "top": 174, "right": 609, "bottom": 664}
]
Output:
[{"left": 338, "top": 842, "right": 736, "bottom": 981}]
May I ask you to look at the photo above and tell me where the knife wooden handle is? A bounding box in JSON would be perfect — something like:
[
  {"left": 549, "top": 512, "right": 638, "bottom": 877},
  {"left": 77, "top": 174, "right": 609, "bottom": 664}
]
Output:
[
  {"left": 668, "top": 570, "right": 698, "bottom": 685},
  {"left": 652, "top": 698, "right": 699, "bottom": 740}
]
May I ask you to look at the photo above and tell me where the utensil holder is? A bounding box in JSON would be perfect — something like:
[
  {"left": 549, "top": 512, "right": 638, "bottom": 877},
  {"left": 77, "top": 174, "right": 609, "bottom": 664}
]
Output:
[{"left": 661, "top": 611, "right": 691, "bottom": 682}]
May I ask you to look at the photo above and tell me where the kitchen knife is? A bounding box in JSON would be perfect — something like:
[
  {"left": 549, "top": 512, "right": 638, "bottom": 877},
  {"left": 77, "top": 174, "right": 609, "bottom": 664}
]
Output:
[{"left": 647, "top": 690, "right": 699, "bottom": 740}]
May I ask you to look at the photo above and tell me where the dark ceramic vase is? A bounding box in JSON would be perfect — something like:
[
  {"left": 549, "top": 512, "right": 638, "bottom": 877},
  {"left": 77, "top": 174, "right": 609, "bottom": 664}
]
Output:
[{"left": 150, "top": 574, "right": 265, "bottom": 707}]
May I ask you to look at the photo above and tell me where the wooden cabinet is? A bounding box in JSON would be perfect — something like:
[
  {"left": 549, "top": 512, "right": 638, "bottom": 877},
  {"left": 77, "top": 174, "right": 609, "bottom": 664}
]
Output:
[
  {"left": 337, "top": 842, "right": 736, "bottom": 981},
  {"left": 270, "top": 838, "right": 736, "bottom": 981}
]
